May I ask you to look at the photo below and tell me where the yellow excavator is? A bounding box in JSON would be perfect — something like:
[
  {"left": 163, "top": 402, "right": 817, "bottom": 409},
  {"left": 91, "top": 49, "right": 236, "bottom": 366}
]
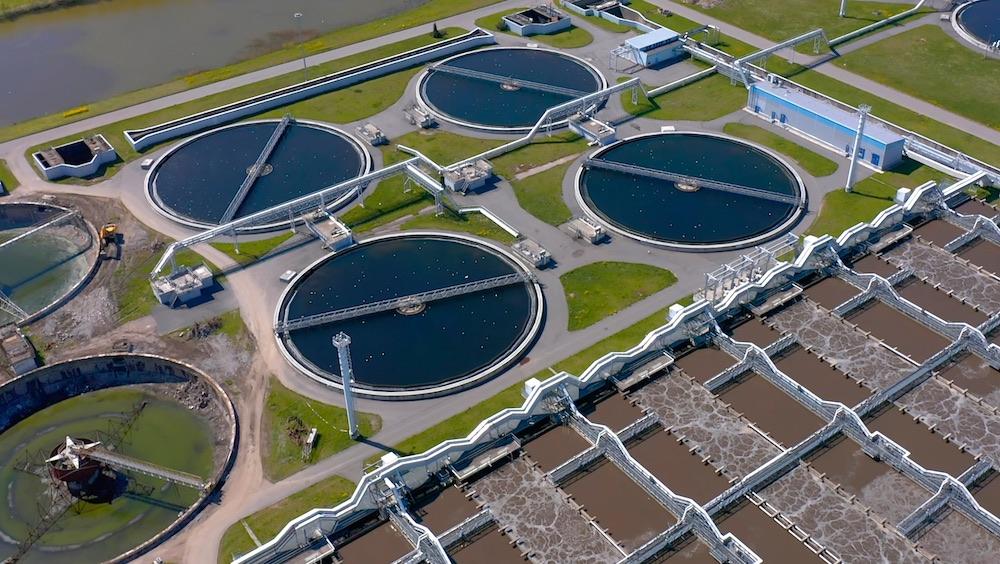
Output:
[{"left": 98, "top": 223, "right": 120, "bottom": 259}]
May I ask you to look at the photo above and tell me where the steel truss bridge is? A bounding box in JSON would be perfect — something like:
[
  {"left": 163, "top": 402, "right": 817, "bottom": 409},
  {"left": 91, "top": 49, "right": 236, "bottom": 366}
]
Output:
[
  {"left": 430, "top": 64, "right": 590, "bottom": 98},
  {"left": 219, "top": 114, "right": 294, "bottom": 224}
]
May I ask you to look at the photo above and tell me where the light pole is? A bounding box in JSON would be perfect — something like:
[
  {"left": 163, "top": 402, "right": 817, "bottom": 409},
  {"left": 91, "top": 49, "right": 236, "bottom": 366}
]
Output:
[{"left": 293, "top": 12, "right": 307, "bottom": 82}]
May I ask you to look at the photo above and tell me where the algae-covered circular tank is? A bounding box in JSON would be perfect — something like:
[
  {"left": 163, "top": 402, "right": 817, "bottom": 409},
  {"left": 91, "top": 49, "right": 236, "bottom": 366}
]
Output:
[
  {"left": 146, "top": 119, "right": 371, "bottom": 230},
  {"left": 0, "top": 202, "right": 98, "bottom": 325},
  {"left": 576, "top": 132, "right": 806, "bottom": 251},
  {"left": 417, "top": 47, "right": 607, "bottom": 132},
  {"left": 0, "top": 354, "right": 236, "bottom": 563},
  {"left": 276, "top": 233, "right": 544, "bottom": 399},
  {"left": 954, "top": 0, "right": 1000, "bottom": 50}
]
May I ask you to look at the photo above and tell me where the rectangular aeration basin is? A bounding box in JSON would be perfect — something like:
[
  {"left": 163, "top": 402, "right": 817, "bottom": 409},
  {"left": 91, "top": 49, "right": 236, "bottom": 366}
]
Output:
[
  {"left": 675, "top": 346, "right": 737, "bottom": 384},
  {"left": 715, "top": 502, "right": 827, "bottom": 563},
  {"left": 958, "top": 238, "right": 1000, "bottom": 277},
  {"left": 448, "top": 528, "right": 526, "bottom": 563},
  {"left": 715, "top": 372, "right": 824, "bottom": 447},
  {"left": 936, "top": 352, "right": 1000, "bottom": 402},
  {"left": 523, "top": 425, "right": 589, "bottom": 473},
  {"left": 412, "top": 486, "right": 479, "bottom": 533},
  {"left": 865, "top": 406, "right": 977, "bottom": 476},
  {"left": 335, "top": 522, "right": 412, "bottom": 563},
  {"left": 971, "top": 473, "right": 1000, "bottom": 517},
  {"left": 726, "top": 318, "right": 780, "bottom": 348},
  {"left": 955, "top": 199, "right": 997, "bottom": 218},
  {"left": 803, "top": 277, "right": 861, "bottom": 310},
  {"left": 773, "top": 347, "right": 872, "bottom": 406},
  {"left": 653, "top": 537, "right": 717, "bottom": 563},
  {"left": 846, "top": 301, "right": 950, "bottom": 362},
  {"left": 562, "top": 457, "right": 676, "bottom": 551},
  {"left": 895, "top": 278, "right": 987, "bottom": 326},
  {"left": 578, "top": 393, "right": 644, "bottom": 432},
  {"left": 912, "top": 220, "right": 966, "bottom": 247},
  {"left": 626, "top": 428, "right": 730, "bottom": 504},
  {"left": 849, "top": 254, "right": 899, "bottom": 278}
]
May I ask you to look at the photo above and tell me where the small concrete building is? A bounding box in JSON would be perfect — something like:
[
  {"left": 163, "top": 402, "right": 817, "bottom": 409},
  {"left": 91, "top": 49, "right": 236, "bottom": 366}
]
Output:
[
  {"left": 513, "top": 238, "right": 552, "bottom": 268},
  {"left": 1, "top": 325, "right": 37, "bottom": 376},
  {"left": 444, "top": 160, "right": 493, "bottom": 193},
  {"left": 747, "top": 81, "right": 905, "bottom": 171},
  {"left": 151, "top": 264, "right": 214, "bottom": 307},
  {"left": 32, "top": 134, "right": 117, "bottom": 180},
  {"left": 503, "top": 6, "right": 572, "bottom": 36},
  {"left": 623, "top": 27, "right": 685, "bottom": 67}
]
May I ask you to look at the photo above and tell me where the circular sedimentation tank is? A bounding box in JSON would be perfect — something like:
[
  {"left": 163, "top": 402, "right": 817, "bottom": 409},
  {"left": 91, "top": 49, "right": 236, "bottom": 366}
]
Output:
[
  {"left": 417, "top": 47, "right": 607, "bottom": 132},
  {"left": 147, "top": 119, "right": 371, "bottom": 230},
  {"left": 576, "top": 132, "right": 806, "bottom": 251},
  {"left": 954, "top": 0, "right": 1000, "bottom": 49},
  {"left": 276, "top": 233, "right": 543, "bottom": 399},
  {"left": 0, "top": 202, "right": 98, "bottom": 325},
  {"left": 0, "top": 355, "right": 236, "bottom": 563}
]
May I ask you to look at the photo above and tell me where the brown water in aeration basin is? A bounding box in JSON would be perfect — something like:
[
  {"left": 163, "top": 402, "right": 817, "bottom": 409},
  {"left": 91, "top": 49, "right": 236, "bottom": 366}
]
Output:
[
  {"left": 804, "top": 277, "right": 860, "bottom": 310},
  {"left": 806, "top": 435, "right": 927, "bottom": 523},
  {"left": 651, "top": 536, "right": 717, "bottom": 563},
  {"left": 675, "top": 347, "right": 737, "bottom": 384},
  {"left": 579, "top": 393, "right": 644, "bottom": 432},
  {"left": 971, "top": 472, "right": 1000, "bottom": 516},
  {"left": 412, "top": 485, "right": 479, "bottom": 534},
  {"left": 715, "top": 372, "right": 824, "bottom": 447},
  {"left": 562, "top": 457, "right": 675, "bottom": 551},
  {"left": 955, "top": 199, "right": 997, "bottom": 218},
  {"left": 937, "top": 352, "right": 1000, "bottom": 402},
  {"left": 336, "top": 521, "right": 412, "bottom": 563},
  {"left": 865, "top": 406, "right": 977, "bottom": 476},
  {"left": 626, "top": 428, "right": 730, "bottom": 504},
  {"left": 958, "top": 238, "right": 1000, "bottom": 277},
  {"left": 896, "top": 278, "right": 987, "bottom": 326},
  {"left": 774, "top": 347, "right": 872, "bottom": 406},
  {"left": 850, "top": 254, "right": 899, "bottom": 278},
  {"left": 913, "top": 220, "right": 966, "bottom": 247},
  {"left": 523, "top": 425, "right": 589, "bottom": 472},
  {"left": 715, "top": 501, "right": 826, "bottom": 563},
  {"left": 448, "top": 528, "right": 528, "bottom": 563},
  {"left": 727, "top": 318, "right": 779, "bottom": 348},
  {"left": 917, "top": 510, "right": 1000, "bottom": 564},
  {"left": 847, "top": 301, "right": 949, "bottom": 362}
]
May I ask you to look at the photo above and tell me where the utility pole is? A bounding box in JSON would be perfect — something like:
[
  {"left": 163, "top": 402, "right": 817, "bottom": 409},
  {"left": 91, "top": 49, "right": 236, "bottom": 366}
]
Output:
[
  {"left": 293, "top": 12, "right": 307, "bottom": 83},
  {"left": 845, "top": 104, "right": 871, "bottom": 193},
  {"left": 839, "top": 0, "right": 848, "bottom": 18},
  {"left": 332, "top": 332, "right": 360, "bottom": 439}
]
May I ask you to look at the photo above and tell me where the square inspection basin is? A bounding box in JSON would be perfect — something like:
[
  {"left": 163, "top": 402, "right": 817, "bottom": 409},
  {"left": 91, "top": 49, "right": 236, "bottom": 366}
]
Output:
[
  {"left": 773, "top": 347, "right": 872, "bottom": 406},
  {"left": 578, "top": 393, "right": 644, "bottom": 432},
  {"left": 715, "top": 502, "right": 826, "bottom": 564},
  {"left": 895, "top": 278, "right": 987, "bottom": 326},
  {"left": 412, "top": 485, "right": 479, "bottom": 534},
  {"left": 865, "top": 406, "right": 977, "bottom": 477},
  {"left": 448, "top": 528, "right": 527, "bottom": 563},
  {"left": 803, "top": 277, "right": 860, "bottom": 310},
  {"left": 846, "top": 301, "right": 950, "bottom": 362},
  {"left": 958, "top": 238, "right": 1000, "bottom": 277},
  {"left": 674, "top": 346, "right": 737, "bottom": 384},
  {"left": 726, "top": 318, "right": 780, "bottom": 348},
  {"left": 937, "top": 352, "right": 1000, "bottom": 401},
  {"left": 562, "top": 457, "right": 676, "bottom": 551},
  {"left": 523, "top": 425, "right": 589, "bottom": 473},
  {"left": 913, "top": 219, "right": 966, "bottom": 247},
  {"left": 336, "top": 521, "right": 412, "bottom": 563},
  {"left": 626, "top": 428, "right": 730, "bottom": 504},
  {"left": 971, "top": 473, "right": 1000, "bottom": 517},
  {"left": 715, "top": 372, "right": 824, "bottom": 447},
  {"left": 849, "top": 254, "right": 899, "bottom": 278}
]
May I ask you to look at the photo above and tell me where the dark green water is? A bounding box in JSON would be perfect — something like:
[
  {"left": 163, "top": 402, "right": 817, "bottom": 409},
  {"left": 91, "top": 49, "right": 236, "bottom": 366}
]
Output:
[
  {"left": 0, "top": 388, "right": 214, "bottom": 563},
  {"left": 284, "top": 236, "right": 536, "bottom": 391},
  {"left": 958, "top": 0, "right": 1000, "bottom": 45},
  {"left": 420, "top": 48, "right": 603, "bottom": 129},
  {"left": 150, "top": 121, "right": 366, "bottom": 226},
  {"left": 579, "top": 134, "right": 801, "bottom": 246}
]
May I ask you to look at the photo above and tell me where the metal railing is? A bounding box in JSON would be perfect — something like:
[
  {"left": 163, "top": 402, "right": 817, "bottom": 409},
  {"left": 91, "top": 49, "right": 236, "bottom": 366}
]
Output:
[
  {"left": 430, "top": 64, "right": 589, "bottom": 98},
  {"left": 584, "top": 158, "right": 801, "bottom": 205},
  {"left": 85, "top": 448, "right": 208, "bottom": 490},
  {"left": 0, "top": 290, "right": 28, "bottom": 322},
  {"left": 0, "top": 211, "right": 78, "bottom": 252},
  {"left": 219, "top": 115, "right": 293, "bottom": 224},
  {"left": 275, "top": 272, "right": 531, "bottom": 332}
]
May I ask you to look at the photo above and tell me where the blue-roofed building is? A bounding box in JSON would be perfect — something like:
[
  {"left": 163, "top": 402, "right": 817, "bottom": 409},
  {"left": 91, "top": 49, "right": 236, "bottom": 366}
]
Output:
[
  {"left": 623, "top": 27, "right": 685, "bottom": 67},
  {"left": 747, "top": 81, "right": 905, "bottom": 171}
]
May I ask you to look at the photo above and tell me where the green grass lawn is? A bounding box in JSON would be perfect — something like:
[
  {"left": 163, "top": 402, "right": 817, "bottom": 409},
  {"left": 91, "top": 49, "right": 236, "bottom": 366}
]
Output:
[
  {"left": 0, "top": 0, "right": 499, "bottom": 142},
  {"left": 509, "top": 163, "right": 576, "bottom": 226},
  {"left": 834, "top": 25, "right": 1000, "bottom": 130},
  {"left": 622, "top": 74, "right": 749, "bottom": 122},
  {"left": 805, "top": 160, "right": 949, "bottom": 238},
  {"left": 401, "top": 209, "right": 516, "bottom": 244},
  {"left": 0, "top": 159, "right": 18, "bottom": 192},
  {"left": 364, "top": 293, "right": 695, "bottom": 466},
  {"left": 22, "top": 29, "right": 466, "bottom": 183},
  {"left": 682, "top": 0, "right": 913, "bottom": 42},
  {"left": 561, "top": 262, "right": 677, "bottom": 331},
  {"left": 114, "top": 246, "right": 220, "bottom": 323},
  {"left": 218, "top": 474, "right": 355, "bottom": 563},
  {"left": 723, "top": 123, "right": 839, "bottom": 177},
  {"left": 262, "top": 377, "right": 381, "bottom": 482},
  {"left": 584, "top": 14, "right": 634, "bottom": 33},
  {"left": 475, "top": 8, "right": 594, "bottom": 48},
  {"left": 210, "top": 232, "right": 296, "bottom": 266}
]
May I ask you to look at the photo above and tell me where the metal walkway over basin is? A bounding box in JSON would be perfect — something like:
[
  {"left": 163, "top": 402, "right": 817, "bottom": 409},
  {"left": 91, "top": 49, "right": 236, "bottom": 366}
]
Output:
[
  {"left": 0, "top": 211, "right": 79, "bottom": 252},
  {"left": 430, "top": 64, "right": 590, "bottom": 98},
  {"left": 584, "top": 158, "right": 801, "bottom": 206},
  {"left": 276, "top": 272, "right": 533, "bottom": 333},
  {"left": 72, "top": 446, "right": 208, "bottom": 490},
  {"left": 219, "top": 115, "right": 294, "bottom": 224}
]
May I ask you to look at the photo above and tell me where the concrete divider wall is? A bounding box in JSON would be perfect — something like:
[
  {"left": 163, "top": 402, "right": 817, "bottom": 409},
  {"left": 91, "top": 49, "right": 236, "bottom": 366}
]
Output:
[{"left": 125, "top": 30, "right": 496, "bottom": 151}]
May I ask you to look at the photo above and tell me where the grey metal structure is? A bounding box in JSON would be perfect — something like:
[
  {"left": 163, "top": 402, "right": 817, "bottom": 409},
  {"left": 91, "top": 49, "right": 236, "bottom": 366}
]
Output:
[
  {"left": 332, "top": 333, "right": 360, "bottom": 440},
  {"left": 844, "top": 104, "right": 871, "bottom": 192},
  {"left": 0, "top": 210, "right": 78, "bottom": 252},
  {"left": 219, "top": 115, "right": 294, "bottom": 224},
  {"left": 429, "top": 64, "right": 590, "bottom": 97}
]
